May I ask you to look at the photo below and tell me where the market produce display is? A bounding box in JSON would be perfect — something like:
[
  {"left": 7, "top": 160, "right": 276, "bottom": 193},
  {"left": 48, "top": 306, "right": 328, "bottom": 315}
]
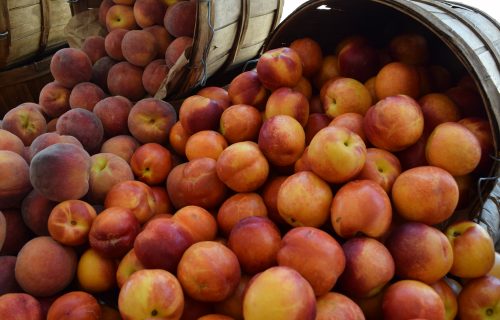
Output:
[{"left": 0, "top": 0, "right": 499, "bottom": 319}]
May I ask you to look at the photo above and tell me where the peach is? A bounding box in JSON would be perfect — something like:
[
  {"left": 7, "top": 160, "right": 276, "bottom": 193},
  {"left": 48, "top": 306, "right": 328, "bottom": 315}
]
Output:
[
  {"left": 98, "top": 0, "right": 114, "bottom": 26},
  {"left": 122, "top": 29, "right": 158, "bottom": 67},
  {"left": 104, "top": 28, "right": 128, "bottom": 61},
  {"left": 392, "top": 166, "right": 458, "bottom": 225},
  {"left": 243, "top": 266, "right": 316, "bottom": 320},
  {"left": 260, "top": 176, "right": 288, "bottom": 226},
  {"left": 184, "top": 130, "right": 227, "bottom": 161},
  {"left": 93, "top": 95, "right": 133, "bottom": 137},
  {"left": 426, "top": 122, "right": 482, "bottom": 176},
  {"left": 316, "top": 292, "right": 365, "bottom": 320},
  {"left": 164, "top": 0, "right": 196, "bottom": 37},
  {"left": 116, "top": 248, "right": 145, "bottom": 288},
  {"left": 50, "top": 48, "right": 93, "bottom": 88},
  {"left": 142, "top": 59, "right": 169, "bottom": 96},
  {"left": 386, "top": 222, "right": 453, "bottom": 284},
  {"left": 289, "top": 37, "right": 323, "bottom": 78},
  {"left": 172, "top": 205, "right": 217, "bottom": 243},
  {"left": 329, "top": 112, "right": 366, "bottom": 142},
  {"left": 106, "top": 4, "right": 137, "bottom": 32},
  {"left": 419, "top": 93, "right": 461, "bottom": 133},
  {"left": 446, "top": 85, "right": 485, "bottom": 118},
  {"left": 151, "top": 186, "right": 173, "bottom": 215},
  {"left": 278, "top": 226, "right": 345, "bottom": 296},
  {"left": 389, "top": 32, "right": 429, "bottom": 65},
  {"left": 363, "top": 94, "right": 424, "bottom": 151},
  {"left": 198, "top": 86, "right": 231, "bottom": 111},
  {"left": 128, "top": 97, "right": 177, "bottom": 143},
  {"left": 133, "top": 0, "right": 166, "bottom": 28},
  {"left": 15, "top": 236, "right": 77, "bottom": 297},
  {"left": 457, "top": 276, "right": 500, "bottom": 320},
  {"left": 0, "top": 256, "right": 21, "bottom": 294},
  {"left": 0, "top": 211, "right": 6, "bottom": 251},
  {"left": 104, "top": 180, "right": 156, "bottom": 223},
  {"left": 216, "top": 141, "right": 269, "bottom": 192},
  {"left": 357, "top": 148, "right": 402, "bottom": 193},
  {"left": 91, "top": 56, "right": 116, "bottom": 92},
  {"left": 313, "top": 54, "right": 340, "bottom": 90},
  {"left": 81, "top": 35, "right": 106, "bottom": 65},
  {"left": 100, "top": 134, "right": 140, "bottom": 162},
  {"left": 228, "top": 216, "right": 281, "bottom": 274},
  {"left": 338, "top": 39, "right": 380, "bottom": 82},
  {"left": 88, "top": 206, "right": 140, "bottom": 259},
  {"left": 177, "top": 241, "right": 241, "bottom": 302},
  {"left": 107, "top": 61, "right": 146, "bottom": 101},
  {"left": 167, "top": 157, "right": 228, "bottom": 210},
  {"left": 28, "top": 131, "right": 82, "bottom": 161},
  {"left": 322, "top": 77, "right": 372, "bottom": 117},
  {"left": 69, "top": 82, "right": 106, "bottom": 112},
  {"left": 431, "top": 279, "right": 458, "bottom": 320},
  {"left": 0, "top": 209, "right": 32, "bottom": 256},
  {"left": 0, "top": 128, "right": 25, "bottom": 156},
  {"left": 219, "top": 104, "right": 262, "bottom": 144},
  {"left": 331, "top": 179, "right": 392, "bottom": 239},
  {"left": 214, "top": 275, "right": 250, "bottom": 319},
  {"left": 264, "top": 87, "right": 309, "bottom": 126},
  {"left": 445, "top": 220, "right": 495, "bottom": 279},
  {"left": 258, "top": 115, "right": 305, "bottom": 167},
  {"left": 30, "top": 143, "right": 89, "bottom": 201},
  {"left": 169, "top": 121, "right": 190, "bottom": 156},
  {"left": 277, "top": 171, "right": 332, "bottom": 228},
  {"left": 256, "top": 47, "right": 303, "bottom": 91},
  {"left": 38, "top": 81, "right": 71, "bottom": 118},
  {"left": 118, "top": 269, "right": 184, "bottom": 320},
  {"left": 198, "top": 314, "right": 234, "bottom": 320},
  {"left": 0, "top": 293, "right": 42, "bottom": 320},
  {"left": 56, "top": 108, "right": 104, "bottom": 153},
  {"left": 0, "top": 150, "right": 31, "bottom": 209},
  {"left": 308, "top": 126, "right": 366, "bottom": 184},
  {"left": 459, "top": 117, "right": 494, "bottom": 174},
  {"left": 179, "top": 95, "right": 224, "bottom": 135},
  {"left": 144, "top": 25, "right": 173, "bottom": 58},
  {"left": 292, "top": 76, "right": 313, "bottom": 99},
  {"left": 47, "top": 199, "right": 96, "bottom": 246},
  {"left": 1, "top": 102, "right": 47, "bottom": 146},
  {"left": 164, "top": 35, "right": 193, "bottom": 68},
  {"left": 47, "top": 291, "right": 101, "bottom": 320},
  {"left": 134, "top": 217, "right": 193, "bottom": 272},
  {"left": 338, "top": 237, "right": 394, "bottom": 298},
  {"left": 396, "top": 133, "right": 429, "bottom": 170},
  {"left": 217, "top": 192, "right": 267, "bottom": 236},
  {"left": 227, "top": 70, "right": 268, "bottom": 110},
  {"left": 77, "top": 248, "right": 117, "bottom": 293},
  {"left": 304, "top": 113, "right": 331, "bottom": 145},
  {"left": 382, "top": 280, "right": 445, "bottom": 320},
  {"left": 88, "top": 152, "right": 134, "bottom": 203},
  {"left": 364, "top": 76, "right": 377, "bottom": 102},
  {"left": 375, "top": 61, "right": 420, "bottom": 100},
  {"left": 130, "top": 142, "right": 172, "bottom": 185}
]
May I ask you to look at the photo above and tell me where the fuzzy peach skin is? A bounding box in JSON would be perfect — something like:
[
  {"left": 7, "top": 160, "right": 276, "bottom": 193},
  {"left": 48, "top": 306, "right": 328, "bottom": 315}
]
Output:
[
  {"left": 29, "top": 143, "right": 90, "bottom": 202},
  {"left": 0, "top": 150, "right": 31, "bottom": 209},
  {"left": 15, "top": 236, "right": 77, "bottom": 297}
]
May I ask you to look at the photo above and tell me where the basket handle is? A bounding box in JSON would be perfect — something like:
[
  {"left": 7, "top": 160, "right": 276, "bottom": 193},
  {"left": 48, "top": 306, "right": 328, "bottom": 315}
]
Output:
[{"left": 0, "top": 0, "right": 11, "bottom": 69}]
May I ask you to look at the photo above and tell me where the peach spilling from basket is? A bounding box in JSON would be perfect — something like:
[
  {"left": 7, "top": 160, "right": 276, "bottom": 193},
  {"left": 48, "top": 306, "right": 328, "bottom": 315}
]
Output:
[{"left": 0, "top": 3, "right": 499, "bottom": 317}]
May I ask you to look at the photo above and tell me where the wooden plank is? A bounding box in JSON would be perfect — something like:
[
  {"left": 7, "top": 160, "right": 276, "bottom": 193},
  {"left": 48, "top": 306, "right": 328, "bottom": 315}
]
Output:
[
  {"left": 207, "top": 23, "right": 238, "bottom": 63},
  {"left": 240, "top": 13, "right": 275, "bottom": 47},
  {"left": 7, "top": 0, "right": 39, "bottom": 10},
  {"left": 9, "top": 5, "right": 42, "bottom": 40},
  {"left": 213, "top": 0, "right": 241, "bottom": 30},
  {"left": 249, "top": 0, "right": 279, "bottom": 17}
]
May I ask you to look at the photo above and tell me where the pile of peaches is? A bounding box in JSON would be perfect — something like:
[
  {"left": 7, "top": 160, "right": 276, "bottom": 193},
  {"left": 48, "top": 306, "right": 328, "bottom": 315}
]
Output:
[{"left": 0, "top": 0, "right": 499, "bottom": 318}]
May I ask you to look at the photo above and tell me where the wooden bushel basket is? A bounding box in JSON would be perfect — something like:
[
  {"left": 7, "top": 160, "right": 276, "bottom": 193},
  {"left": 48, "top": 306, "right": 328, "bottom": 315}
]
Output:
[
  {"left": 264, "top": 0, "right": 500, "bottom": 246},
  {"left": 0, "top": 0, "right": 73, "bottom": 70}
]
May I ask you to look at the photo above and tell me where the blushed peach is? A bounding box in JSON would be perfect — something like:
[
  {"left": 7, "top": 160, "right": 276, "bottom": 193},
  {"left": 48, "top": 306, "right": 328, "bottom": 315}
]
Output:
[
  {"left": 219, "top": 104, "right": 262, "bottom": 144},
  {"left": 375, "top": 62, "right": 420, "bottom": 100},
  {"left": 21, "top": 189, "right": 56, "bottom": 236},
  {"left": 122, "top": 29, "right": 158, "bottom": 67},
  {"left": 104, "top": 28, "right": 128, "bottom": 61},
  {"left": 133, "top": 0, "right": 166, "bottom": 28},
  {"left": 165, "top": 36, "right": 193, "bottom": 68},
  {"left": 100, "top": 134, "right": 140, "bottom": 163},
  {"left": 1, "top": 102, "right": 47, "bottom": 146},
  {"left": 50, "top": 48, "right": 93, "bottom": 89},
  {"left": 38, "top": 82, "right": 71, "bottom": 118},
  {"left": 163, "top": 1, "right": 196, "bottom": 37},
  {"left": 228, "top": 70, "right": 268, "bottom": 110},
  {"left": 107, "top": 61, "right": 146, "bottom": 101},
  {"left": 93, "top": 96, "right": 133, "bottom": 137},
  {"left": 217, "top": 192, "right": 268, "bottom": 236},
  {"left": 142, "top": 59, "right": 169, "bottom": 96},
  {"left": 185, "top": 130, "right": 227, "bottom": 161},
  {"left": 69, "top": 82, "right": 107, "bottom": 111},
  {"left": 105, "top": 4, "right": 137, "bottom": 32},
  {"left": 91, "top": 56, "right": 116, "bottom": 92},
  {"left": 56, "top": 108, "right": 104, "bottom": 153},
  {"left": 81, "top": 35, "right": 106, "bottom": 65},
  {"left": 0, "top": 151, "right": 31, "bottom": 209}
]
